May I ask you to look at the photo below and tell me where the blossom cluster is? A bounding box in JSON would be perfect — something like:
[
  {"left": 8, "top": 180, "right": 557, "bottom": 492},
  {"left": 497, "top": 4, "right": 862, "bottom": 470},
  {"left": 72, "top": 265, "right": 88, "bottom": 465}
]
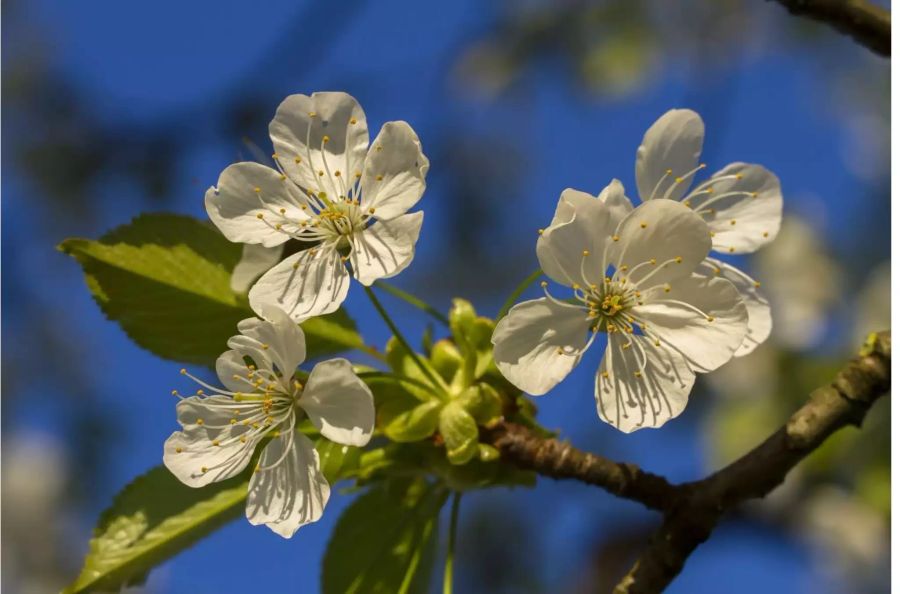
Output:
[{"left": 163, "top": 94, "right": 782, "bottom": 536}]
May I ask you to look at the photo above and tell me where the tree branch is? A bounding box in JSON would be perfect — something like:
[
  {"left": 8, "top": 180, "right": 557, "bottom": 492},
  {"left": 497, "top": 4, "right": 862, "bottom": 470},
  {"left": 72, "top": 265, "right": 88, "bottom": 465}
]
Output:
[
  {"left": 487, "top": 421, "right": 680, "bottom": 511},
  {"left": 768, "top": 0, "right": 891, "bottom": 57},
  {"left": 487, "top": 331, "right": 889, "bottom": 593},
  {"left": 613, "top": 330, "right": 891, "bottom": 594}
]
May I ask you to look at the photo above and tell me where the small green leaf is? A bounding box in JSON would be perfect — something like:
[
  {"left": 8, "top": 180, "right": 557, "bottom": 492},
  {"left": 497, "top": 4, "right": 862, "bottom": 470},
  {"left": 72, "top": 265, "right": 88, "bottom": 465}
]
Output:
[
  {"left": 64, "top": 466, "right": 249, "bottom": 594},
  {"left": 60, "top": 213, "right": 362, "bottom": 366},
  {"left": 439, "top": 402, "right": 479, "bottom": 465},
  {"left": 316, "top": 439, "right": 363, "bottom": 483},
  {"left": 429, "top": 339, "right": 463, "bottom": 384},
  {"left": 322, "top": 479, "right": 447, "bottom": 594},
  {"left": 384, "top": 400, "right": 443, "bottom": 442}
]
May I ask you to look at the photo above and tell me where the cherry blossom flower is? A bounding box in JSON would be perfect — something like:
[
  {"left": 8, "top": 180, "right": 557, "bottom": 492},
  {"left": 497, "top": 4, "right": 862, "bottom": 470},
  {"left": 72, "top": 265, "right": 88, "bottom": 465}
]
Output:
[
  {"left": 635, "top": 109, "right": 783, "bottom": 355},
  {"left": 163, "top": 306, "right": 374, "bottom": 537},
  {"left": 492, "top": 181, "right": 748, "bottom": 432},
  {"left": 206, "top": 92, "right": 429, "bottom": 321}
]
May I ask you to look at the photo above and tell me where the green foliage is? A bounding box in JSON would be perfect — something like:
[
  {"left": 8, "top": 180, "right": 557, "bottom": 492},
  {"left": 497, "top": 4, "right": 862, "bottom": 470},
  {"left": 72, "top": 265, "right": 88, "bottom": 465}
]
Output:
[
  {"left": 64, "top": 466, "right": 249, "bottom": 594},
  {"left": 384, "top": 400, "right": 443, "bottom": 443},
  {"left": 60, "top": 213, "right": 362, "bottom": 366},
  {"left": 322, "top": 479, "right": 447, "bottom": 594},
  {"left": 439, "top": 402, "right": 480, "bottom": 465}
]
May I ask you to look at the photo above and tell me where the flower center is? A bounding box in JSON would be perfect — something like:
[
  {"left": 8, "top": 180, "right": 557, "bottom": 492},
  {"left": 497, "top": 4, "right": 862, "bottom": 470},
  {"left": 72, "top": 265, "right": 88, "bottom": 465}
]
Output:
[{"left": 584, "top": 282, "right": 638, "bottom": 334}]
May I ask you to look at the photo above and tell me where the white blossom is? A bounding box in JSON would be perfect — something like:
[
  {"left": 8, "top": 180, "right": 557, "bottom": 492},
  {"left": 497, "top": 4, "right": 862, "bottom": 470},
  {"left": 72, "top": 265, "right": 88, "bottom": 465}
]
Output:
[
  {"left": 492, "top": 181, "right": 748, "bottom": 432},
  {"left": 206, "top": 92, "right": 429, "bottom": 322},
  {"left": 163, "top": 306, "right": 374, "bottom": 538},
  {"left": 635, "top": 109, "right": 783, "bottom": 355}
]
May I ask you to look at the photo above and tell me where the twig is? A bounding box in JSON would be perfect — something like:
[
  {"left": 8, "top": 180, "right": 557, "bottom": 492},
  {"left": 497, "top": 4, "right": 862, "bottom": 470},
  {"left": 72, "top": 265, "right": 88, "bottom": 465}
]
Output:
[
  {"left": 487, "top": 421, "right": 680, "bottom": 511},
  {"left": 613, "top": 330, "right": 890, "bottom": 594},
  {"left": 768, "top": 0, "right": 891, "bottom": 57},
  {"left": 487, "top": 331, "right": 890, "bottom": 593}
]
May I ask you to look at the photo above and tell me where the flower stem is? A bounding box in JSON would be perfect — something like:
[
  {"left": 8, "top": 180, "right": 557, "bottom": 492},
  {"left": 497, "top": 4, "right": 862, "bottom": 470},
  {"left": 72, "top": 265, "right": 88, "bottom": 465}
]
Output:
[
  {"left": 356, "top": 343, "right": 387, "bottom": 362},
  {"left": 496, "top": 268, "right": 543, "bottom": 321},
  {"left": 443, "top": 492, "right": 462, "bottom": 594},
  {"left": 374, "top": 280, "right": 449, "bottom": 326},
  {"left": 363, "top": 285, "right": 446, "bottom": 393}
]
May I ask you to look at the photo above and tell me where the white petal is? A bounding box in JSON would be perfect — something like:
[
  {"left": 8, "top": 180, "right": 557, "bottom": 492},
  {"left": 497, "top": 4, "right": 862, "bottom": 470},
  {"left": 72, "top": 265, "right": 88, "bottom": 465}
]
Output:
[
  {"left": 300, "top": 358, "right": 375, "bottom": 447},
  {"left": 216, "top": 349, "right": 267, "bottom": 393},
  {"left": 537, "top": 180, "right": 626, "bottom": 287},
  {"left": 611, "top": 199, "right": 711, "bottom": 288},
  {"left": 231, "top": 244, "right": 283, "bottom": 293},
  {"left": 350, "top": 212, "right": 424, "bottom": 286},
  {"left": 245, "top": 432, "right": 330, "bottom": 538},
  {"left": 219, "top": 308, "right": 308, "bottom": 386},
  {"left": 269, "top": 92, "right": 369, "bottom": 201},
  {"left": 598, "top": 178, "right": 635, "bottom": 223},
  {"left": 698, "top": 257, "right": 771, "bottom": 357},
  {"left": 249, "top": 245, "right": 350, "bottom": 323},
  {"left": 596, "top": 334, "right": 695, "bottom": 433},
  {"left": 205, "top": 162, "right": 309, "bottom": 248},
  {"left": 687, "top": 163, "right": 782, "bottom": 255},
  {"left": 632, "top": 273, "right": 748, "bottom": 372},
  {"left": 359, "top": 122, "right": 429, "bottom": 220},
  {"left": 163, "top": 396, "right": 261, "bottom": 487},
  {"left": 491, "top": 297, "right": 592, "bottom": 395},
  {"left": 635, "top": 109, "right": 705, "bottom": 202}
]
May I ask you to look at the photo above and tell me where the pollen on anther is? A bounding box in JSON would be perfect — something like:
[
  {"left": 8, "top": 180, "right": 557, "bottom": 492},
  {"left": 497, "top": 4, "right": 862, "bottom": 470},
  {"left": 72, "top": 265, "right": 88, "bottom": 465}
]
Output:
[
  {"left": 556, "top": 347, "right": 564, "bottom": 355},
  {"left": 612, "top": 235, "right": 620, "bottom": 242},
  {"left": 240, "top": 436, "right": 247, "bottom": 443},
  {"left": 230, "top": 418, "right": 237, "bottom": 425},
  {"left": 634, "top": 371, "right": 642, "bottom": 378},
  {"left": 368, "top": 207, "right": 376, "bottom": 214},
  {"left": 201, "top": 466, "right": 208, "bottom": 474},
  {"left": 754, "top": 281, "right": 762, "bottom": 288},
  {"left": 196, "top": 418, "right": 204, "bottom": 426},
  {"left": 256, "top": 213, "right": 264, "bottom": 219},
  {"left": 294, "top": 157, "right": 302, "bottom": 164},
  {"left": 212, "top": 440, "right": 220, "bottom": 447},
  {"left": 582, "top": 250, "right": 590, "bottom": 257},
  {"left": 180, "top": 368, "right": 187, "bottom": 375},
  {"left": 322, "top": 135, "right": 331, "bottom": 144},
  {"left": 318, "top": 170, "right": 325, "bottom": 177},
  {"left": 649, "top": 258, "right": 657, "bottom": 265},
  {"left": 601, "top": 371, "right": 609, "bottom": 378},
  {"left": 729, "top": 247, "right": 736, "bottom": 253},
  {"left": 375, "top": 174, "right": 384, "bottom": 181},
  {"left": 334, "top": 170, "right": 341, "bottom": 177},
  {"left": 675, "top": 256, "right": 683, "bottom": 263},
  {"left": 730, "top": 219, "right": 736, "bottom": 226},
  {"left": 707, "top": 316, "right": 715, "bottom": 322},
  {"left": 763, "top": 231, "right": 769, "bottom": 238},
  {"left": 253, "top": 187, "right": 261, "bottom": 193},
  {"left": 537, "top": 228, "right": 544, "bottom": 236},
  {"left": 175, "top": 447, "right": 183, "bottom": 453},
  {"left": 540, "top": 281, "right": 548, "bottom": 288},
  {"left": 640, "top": 222, "right": 647, "bottom": 229}
]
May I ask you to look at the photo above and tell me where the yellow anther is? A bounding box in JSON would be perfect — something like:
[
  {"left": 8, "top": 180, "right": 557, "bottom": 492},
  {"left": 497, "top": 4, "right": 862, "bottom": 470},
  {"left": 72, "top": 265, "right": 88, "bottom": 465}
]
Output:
[
  {"left": 621, "top": 264, "right": 629, "bottom": 271},
  {"left": 640, "top": 222, "right": 647, "bottom": 229},
  {"left": 308, "top": 111, "right": 317, "bottom": 117},
  {"left": 540, "top": 281, "right": 548, "bottom": 288},
  {"left": 751, "top": 192, "right": 758, "bottom": 197},
  {"left": 274, "top": 223, "right": 282, "bottom": 230},
  {"left": 256, "top": 213, "right": 264, "bottom": 219},
  {"left": 634, "top": 371, "right": 642, "bottom": 378},
  {"left": 709, "top": 231, "right": 716, "bottom": 237},
  {"left": 180, "top": 368, "right": 187, "bottom": 375},
  {"left": 649, "top": 258, "right": 657, "bottom": 265},
  {"left": 279, "top": 208, "right": 286, "bottom": 214},
  {"left": 654, "top": 339, "right": 661, "bottom": 347},
  {"left": 572, "top": 283, "right": 581, "bottom": 290},
  {"left": 729, "top": 247, "right": 736, "bottom": 253},
  {"left": 582, "top": 250, "right": 590, "bottom": 257},
  {"left": 201, "top": 466, "right": 208, "bottom": 473},
  {"left": 735, "top": 173, "right": 744, "bottom": 180},
  {"left": 665, "top": 168, "right": 673, "bottom": 174},
  {"left": 375, "top": 174, "right": 384, "bottom": 181},
  {"left": 537, "top": 228, "right": 544, "bottom": 235},
  {"left": 254, "top": 187, "right": 261, "bottom": 193},
  {"left": 622, "top": 342, "right": 631, "bottom": 350},
  {"left": 612, "top": 235, "right": 620, "bottom": 242},
  {"left": 350, "top": 117, "right": 357, "bottom": 124},
  {"left": 230, "top": 418, "right": 237, "bottom": 425},
  {"left": 754, "top": 281, "right": 762, "bottom": 288},
  {"left": 675, "top": 256, "right": 683, "bottom": 263},
  {"left": 368, "top": 207, "right": 376, "bottom": 214},
  {"left": 730, "top": 219, "right": 736, "bottom": 226},
  {"left": 243, "top": 420, "right": 250, "bottom": 426},
  {"left": 762, "top": 231, "right": 769, "bottom": 238},
  {"left": 196, "top": 389, "right": 204, "bottom": 395},
  {"left": 272, "top": 153, "right": 279, "bottom": 159},
  {"left": 334, "top": 170, "right": 341, "bottom": 177},
  {"left": 707, "top": 316, "right": 715, "bottom": 322},
  {"left": 175, "top": 447, "right": 183, "bottom": 453},
  {"left": 355, "top": 171, "right": 362, "bottom": 178},
  {"left": 212, "top": 440, "right": 220, "bottom": 446},
  {"left": 240, "top": 436, "right": 247, "bottom": 443},
  {"left": 376, "top": 145, "right": 383, "bottom": 152},
  {"left": 322, "top": 135, "right": 330, "bottom": 143},
  {"left": 300, "top": 204, "right": 308, "bottom": 210},
  {"left": 664, "top": 285, "right": 671, "bottom": 293},
  {"left": 684, "top": 200, "right": 692, "bottom": 207},
  {"left": 294, "top": 157, "right": 302, "bottom": 164},
  {"left": 674, "top": 177, "right": 683, "bottom": 183},
  {"left": 196, "top": 418, "right": 204, "bottom": 425},
  {"left": 713, "top": 267, "right": 721, "bottom": 275},
  {"left": 556, "top": 347, "right": 564, "bottom": 355},
  {"left": 171, "top": 389, "right": 178, "bottom": 396},
  {"left": 292, "top": 262, "right": 300, "bottom": 270},
  {"left": 279, "top": 175, "right": 286, "bottom": 181}
]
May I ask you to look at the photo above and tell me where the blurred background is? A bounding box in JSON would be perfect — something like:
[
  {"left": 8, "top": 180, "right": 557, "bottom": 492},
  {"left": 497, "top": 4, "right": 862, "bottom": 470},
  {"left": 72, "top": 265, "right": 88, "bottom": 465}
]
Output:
[{"left": 1, "top": 0, "right": 890, "bottom": 592}]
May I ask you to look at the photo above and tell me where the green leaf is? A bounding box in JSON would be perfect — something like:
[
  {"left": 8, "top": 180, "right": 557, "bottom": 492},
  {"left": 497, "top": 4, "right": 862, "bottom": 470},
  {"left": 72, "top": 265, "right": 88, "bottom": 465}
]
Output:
[
  {"left": 60, "top": 213, "right": 362, "bottom": 366},
  {"left": 322, "top": 479, "right": 447, "bottom": 594},
  {"left": 459, "top": 383, "right": 503, "bottom": 425},
  {"left": 439, "top": 402, "right": 479, "bottom": 465},
  {"left": 316, "top": 439, "right": 363, "bottom": 483},
  {"left": 64, "top": 466, "right": 249, "bottom": 594}
]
